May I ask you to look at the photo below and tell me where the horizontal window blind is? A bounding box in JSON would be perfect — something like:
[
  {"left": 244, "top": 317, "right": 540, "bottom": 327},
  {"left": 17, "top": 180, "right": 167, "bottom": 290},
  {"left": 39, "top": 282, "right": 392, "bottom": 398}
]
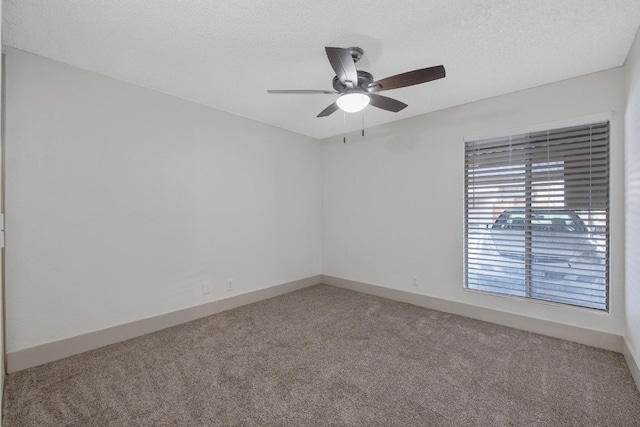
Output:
[{"left": 464, "top": 121, "right": 609, "bottom": 310}]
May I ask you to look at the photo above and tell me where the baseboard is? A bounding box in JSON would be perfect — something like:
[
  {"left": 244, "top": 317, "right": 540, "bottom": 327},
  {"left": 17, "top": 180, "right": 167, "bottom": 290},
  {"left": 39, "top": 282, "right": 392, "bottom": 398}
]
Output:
[
  {"left": 8, "top": 274, "right": 627, "bottom": 375},
  {"left": 623, "top": 337, "right": 640, "bottom": 392},
  {"left": 7, "top": 275, "right": 321, "bottom": 373},
  {"left": 322, "top": 275, "right": 624, "bottom": 353}
]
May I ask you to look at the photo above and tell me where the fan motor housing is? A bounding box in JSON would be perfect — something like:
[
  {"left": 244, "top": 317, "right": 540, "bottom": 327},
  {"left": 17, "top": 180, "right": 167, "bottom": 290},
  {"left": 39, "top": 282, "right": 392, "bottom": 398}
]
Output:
[{"left": 332, "top": 70, "right": 374, "bottom": 92}]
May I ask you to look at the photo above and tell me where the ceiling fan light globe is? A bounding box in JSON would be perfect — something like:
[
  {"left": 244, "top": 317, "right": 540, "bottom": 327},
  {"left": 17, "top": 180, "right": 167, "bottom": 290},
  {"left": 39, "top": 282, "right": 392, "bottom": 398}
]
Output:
[{"left": 337, "top": 92, "right": 370, "bottom": 113}]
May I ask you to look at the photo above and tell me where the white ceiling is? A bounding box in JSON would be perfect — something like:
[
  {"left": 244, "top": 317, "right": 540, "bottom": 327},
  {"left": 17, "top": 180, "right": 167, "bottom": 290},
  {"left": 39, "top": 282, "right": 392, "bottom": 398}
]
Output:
[{"left": 4, "top": 1, "right": 640, "bottom": 139}]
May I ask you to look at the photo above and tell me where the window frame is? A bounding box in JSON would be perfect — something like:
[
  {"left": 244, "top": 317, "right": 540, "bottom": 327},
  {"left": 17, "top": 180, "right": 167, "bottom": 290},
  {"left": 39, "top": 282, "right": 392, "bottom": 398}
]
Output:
[{"left": 463, "top": 121, "right": 610, "bottom": 311}]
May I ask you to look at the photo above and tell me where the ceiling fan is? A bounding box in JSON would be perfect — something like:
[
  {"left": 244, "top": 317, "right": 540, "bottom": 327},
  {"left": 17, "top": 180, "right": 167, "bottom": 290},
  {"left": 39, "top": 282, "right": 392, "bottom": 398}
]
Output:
[{"left": 267, "top": 47, "right": 445, "bottom": 117}]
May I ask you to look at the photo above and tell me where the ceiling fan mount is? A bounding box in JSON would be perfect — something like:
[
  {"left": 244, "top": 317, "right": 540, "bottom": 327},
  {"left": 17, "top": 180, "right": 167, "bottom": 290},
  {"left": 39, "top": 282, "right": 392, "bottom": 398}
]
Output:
[
  {"left": 267, "top": 46, "right": 445, "bottom": 118},
  {"left": 346, "top": 46, "right": 364, "bottom": 63}
]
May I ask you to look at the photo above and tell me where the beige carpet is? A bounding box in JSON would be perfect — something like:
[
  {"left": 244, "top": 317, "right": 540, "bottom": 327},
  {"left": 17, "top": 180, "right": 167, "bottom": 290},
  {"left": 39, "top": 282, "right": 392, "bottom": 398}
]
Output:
[{"left": 4, "top": 284, "right": 640, "bottom": 426}]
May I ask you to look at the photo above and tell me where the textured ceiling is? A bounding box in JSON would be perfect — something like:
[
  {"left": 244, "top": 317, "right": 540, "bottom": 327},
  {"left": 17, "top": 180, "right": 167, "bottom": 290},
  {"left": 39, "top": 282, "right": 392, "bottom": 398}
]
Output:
[{"left": 4, "top": 0, "right": 640, "bottom": 139}]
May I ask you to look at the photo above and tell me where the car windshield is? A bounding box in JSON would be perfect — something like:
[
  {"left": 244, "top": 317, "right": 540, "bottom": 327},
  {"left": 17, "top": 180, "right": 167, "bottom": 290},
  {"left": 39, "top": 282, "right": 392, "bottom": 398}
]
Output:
[{"left": 492, "top": 211, "right": 589, "bottom": 232}]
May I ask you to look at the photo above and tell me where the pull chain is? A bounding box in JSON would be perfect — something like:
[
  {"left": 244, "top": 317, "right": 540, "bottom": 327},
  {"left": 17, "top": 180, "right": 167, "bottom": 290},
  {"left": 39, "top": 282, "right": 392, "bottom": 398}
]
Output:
[{"left": 343, "top": 111, "right": 346, "bottom": 143}]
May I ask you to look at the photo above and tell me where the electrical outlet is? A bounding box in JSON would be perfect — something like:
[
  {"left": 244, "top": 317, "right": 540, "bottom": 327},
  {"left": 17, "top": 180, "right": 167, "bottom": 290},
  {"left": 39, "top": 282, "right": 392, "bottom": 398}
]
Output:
[
  {"left": 201, "top": 282, "right": 211, "bottom": 295},
  {"left": 411, "top": 275, "right": 418, "bottom": 287},
  {"left": 227, "top": 278, "right": 234, "bottom": 291}
]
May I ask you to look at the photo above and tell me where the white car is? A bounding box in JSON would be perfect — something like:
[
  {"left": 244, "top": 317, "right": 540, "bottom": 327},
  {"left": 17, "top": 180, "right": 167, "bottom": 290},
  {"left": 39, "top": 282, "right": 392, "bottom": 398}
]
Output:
[{"left": 466, "top": 210, "right": 607, "bottom": 309}]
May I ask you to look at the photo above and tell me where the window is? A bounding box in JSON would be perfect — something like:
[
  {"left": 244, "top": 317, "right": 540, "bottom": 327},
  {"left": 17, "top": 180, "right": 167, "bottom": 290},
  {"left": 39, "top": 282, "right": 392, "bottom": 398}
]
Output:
[{"left": 464, "top": 122, "right": 609, "bottom": 310}]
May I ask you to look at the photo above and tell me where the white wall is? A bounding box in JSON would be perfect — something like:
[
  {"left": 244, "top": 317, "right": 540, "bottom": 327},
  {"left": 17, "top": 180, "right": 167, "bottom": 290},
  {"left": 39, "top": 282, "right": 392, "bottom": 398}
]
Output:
[
  {"left": 625, "top": 27, "right": 640, "bottom": 370},
  {"left": 4, "top": 48, "right": 322, "bottom": 353},
  {"left": 322, "top": 68, "right": 626, "bottom": 335},
  {"left": 3, "top": 43, "right": 632, "bottom": 360}
]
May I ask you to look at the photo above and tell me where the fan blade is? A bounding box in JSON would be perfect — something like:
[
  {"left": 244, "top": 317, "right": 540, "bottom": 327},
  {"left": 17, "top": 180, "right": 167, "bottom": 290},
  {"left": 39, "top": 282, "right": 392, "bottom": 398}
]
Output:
[
  {"left": 368, "top": 94, "right": 408, "bottom": 112},
  {"left": 368, "top": 65, "right": 445, "bottom": 92},
  {"left": 317, "top": 102, "right": 340, "bottom": 117},
  {"left": 325, "top": 47, "right": 358, "bottom": 89},
  {"left": 267, "top": 90, "right": 337, "bottom": 94}
]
